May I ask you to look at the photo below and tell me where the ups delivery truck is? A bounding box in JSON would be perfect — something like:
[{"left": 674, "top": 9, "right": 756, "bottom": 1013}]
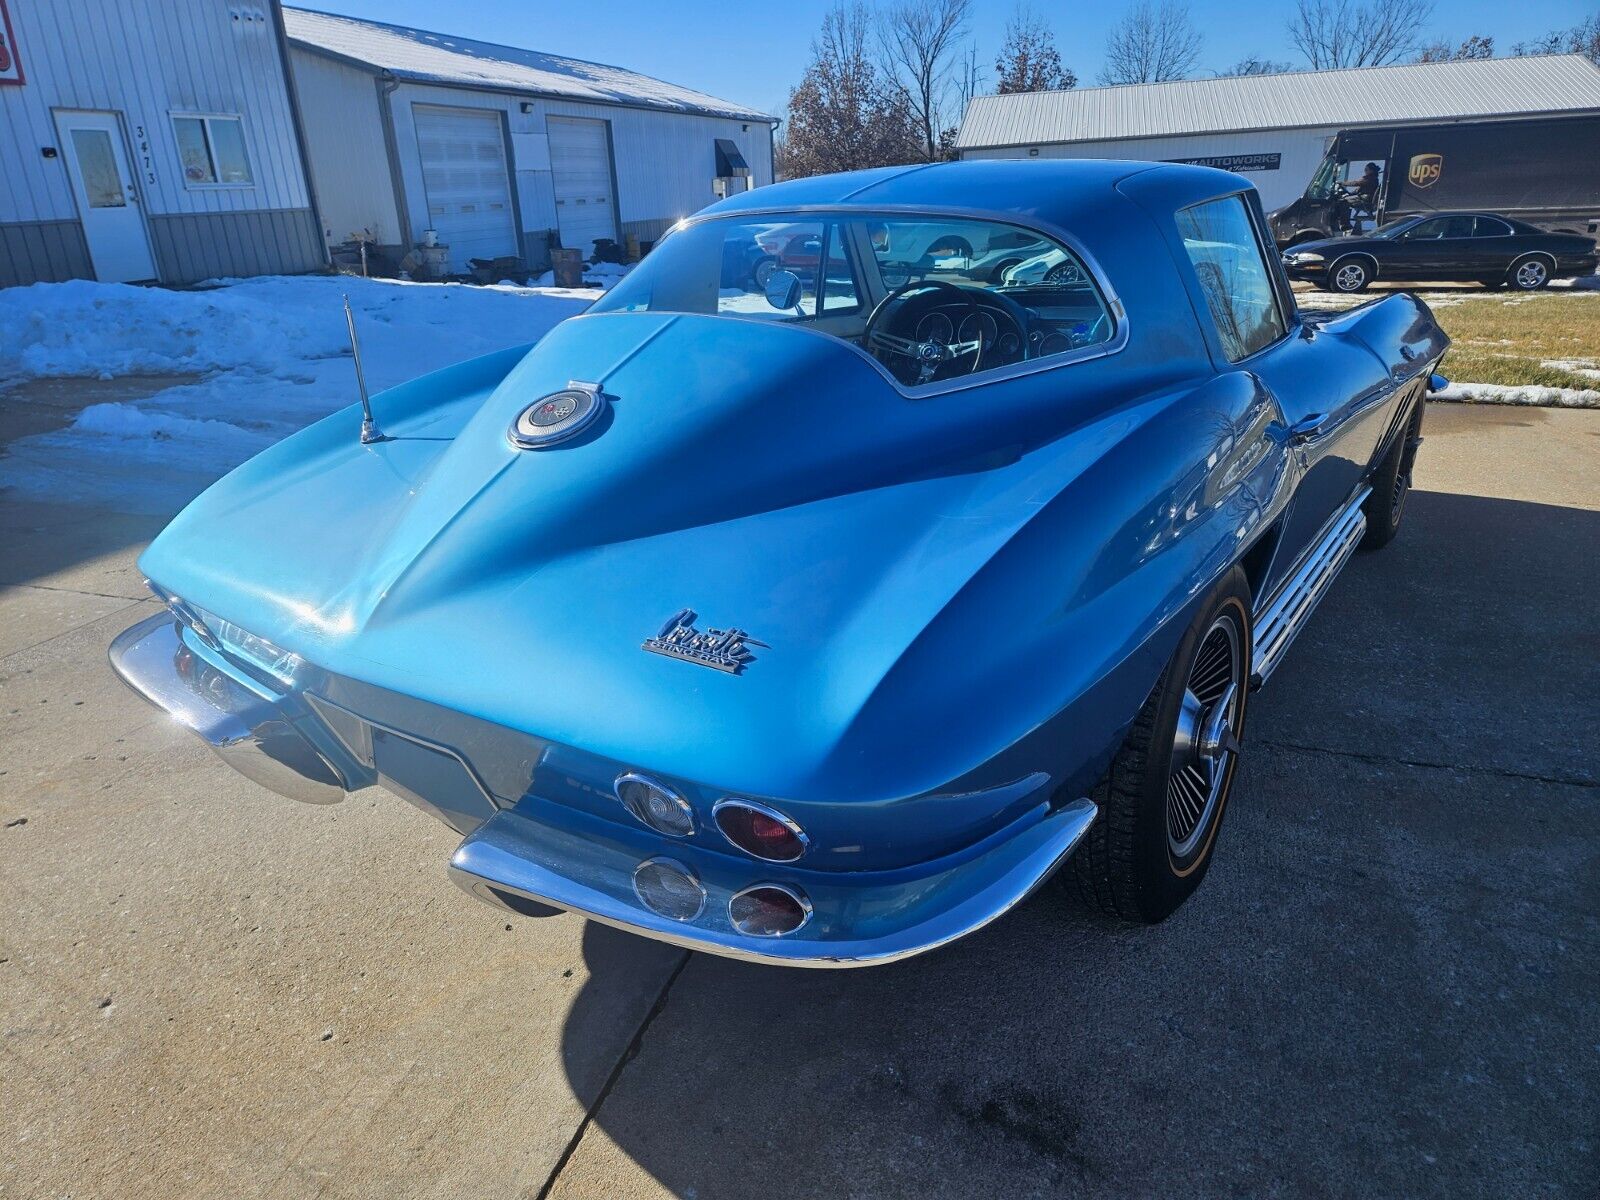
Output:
[{"left": 1269, "top": 115, "right": 1600, "bottom": 248}]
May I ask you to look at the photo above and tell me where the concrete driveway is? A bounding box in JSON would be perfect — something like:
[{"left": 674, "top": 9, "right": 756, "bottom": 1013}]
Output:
[{"left": 2, "top": 401, "right": 1596, "bottom": 1199}]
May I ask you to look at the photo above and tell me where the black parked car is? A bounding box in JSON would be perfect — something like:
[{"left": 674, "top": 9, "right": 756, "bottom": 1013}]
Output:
[{"left": 1282, "top": 212, "right": 1598, "bottom": 294}]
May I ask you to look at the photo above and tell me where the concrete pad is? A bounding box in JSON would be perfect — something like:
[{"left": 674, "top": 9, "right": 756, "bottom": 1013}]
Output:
[
  {"left": 1, "top": 715, "right": 682, "bottom": 1200},
  {"left": 0, "top": 600, "right": 164, "bottom": 797},
  {"left": 0, "top": 585, "right": 142, "bottom": 658},
  {"left": 0, "top": 498, "right": 165, "bottom": 598},
  {"left": 1251, "top": 483, "right": 1597, "bottom": 787},
  {"left": 1417, "top": 403, "right": 1600, "bottom": 511}
]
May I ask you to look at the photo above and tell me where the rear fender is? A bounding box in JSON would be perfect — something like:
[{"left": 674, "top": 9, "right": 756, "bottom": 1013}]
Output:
[{"left": 829, "top": 369, "right": 1293, "bottom": 804}]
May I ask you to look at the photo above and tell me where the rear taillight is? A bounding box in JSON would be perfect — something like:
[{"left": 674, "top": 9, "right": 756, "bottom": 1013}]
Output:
[
  {"left": 713, "top": 800, "right": 808, "bottom": 862},
  {"left": 728, "top": 884, "right": 811, "bottom": 937}
]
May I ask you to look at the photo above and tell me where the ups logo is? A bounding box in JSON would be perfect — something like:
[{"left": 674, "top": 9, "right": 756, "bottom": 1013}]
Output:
[{"left": 1408, "top": 153, "right": 1443, "bottom": 190}]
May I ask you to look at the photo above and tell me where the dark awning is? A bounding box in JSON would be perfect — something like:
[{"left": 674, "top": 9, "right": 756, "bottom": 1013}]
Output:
[{"left": 715, "top": 138, "right": 750, "bottom": 177}]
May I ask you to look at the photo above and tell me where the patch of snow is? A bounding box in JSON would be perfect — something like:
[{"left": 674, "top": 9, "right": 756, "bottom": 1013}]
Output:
[
  {"left": 583, "top": 262, "right": 632, "bottom": 290},
  {"left": 1539, "top": 358, "right": 1600, "bottom": 381},
  {"left": 0, "top": 274, "right": 593, "bottom": 512},
  {"left": 1434, "top": 381, "right": 1600, "bottom": 408}
]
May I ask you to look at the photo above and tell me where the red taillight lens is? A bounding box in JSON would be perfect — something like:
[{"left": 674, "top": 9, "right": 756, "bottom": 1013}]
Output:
[
  {"left": 714, "top": 801, "right": 807, "bottom": 862},
  {"left": 728, "top": 885, "right": 811, "bottom": 937}
]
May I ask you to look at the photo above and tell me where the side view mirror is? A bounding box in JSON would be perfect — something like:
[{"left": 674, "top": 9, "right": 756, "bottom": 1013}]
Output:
[{"left": 764, "top": 270, "right": 803, "bottom": 312}]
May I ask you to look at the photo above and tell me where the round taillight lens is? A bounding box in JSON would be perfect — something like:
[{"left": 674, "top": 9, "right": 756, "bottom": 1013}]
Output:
[
  {"left": 632, "top": 858, "right": 705, "bottom": 921},
  {"left": 713, "top": 800, "right": 807, "bottom": 862},
  {"left": 615, "top": 773, "right": 695, "bottom": 837},
  {"left": 728, "top": 884, "right": 811, "bottom": 937}
]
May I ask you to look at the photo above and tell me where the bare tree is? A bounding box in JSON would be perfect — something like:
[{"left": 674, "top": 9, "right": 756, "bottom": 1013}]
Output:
[
  {"left": 1287, "top": 0, "right": 1434, "bottom": 69},
  {"left": 1220, "top": 56, "right": 1295, "bottom": 76},
  {"left": 1513, "top": 10, "right": 1600, "bottom": 65},
  {"left": 1098, "top": 1, "right": 1204, "bottom": 85},
  {"left": 1415, "top": 34, "right": 1494, "bottom": 62},
  {"left": 777, "top": 4, "right": 922, "bottom": 180},
  {"left": 876, "top": 0, "right": 973, "bottom": 161},
  {"left": 995, "top": 4, "right": 1077, "bottom": 93}
]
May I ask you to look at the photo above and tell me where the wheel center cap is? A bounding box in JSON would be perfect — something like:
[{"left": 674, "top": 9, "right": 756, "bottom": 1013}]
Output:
[{"left": 1197, "top": 682, "right": 1240, "bottom": 762}]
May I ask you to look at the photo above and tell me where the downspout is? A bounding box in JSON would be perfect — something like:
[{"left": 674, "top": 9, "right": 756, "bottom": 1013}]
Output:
[
  {"left": 270, "top": 0, "right": 330, "bottom": 267},
  {"left": 376, "top": 72, "right": 410, "bottom": 247},
  {"left": 767, "top": 117, "right": 780, "bottom": 186}
]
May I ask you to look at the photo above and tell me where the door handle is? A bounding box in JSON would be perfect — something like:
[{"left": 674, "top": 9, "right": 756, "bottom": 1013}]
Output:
[{"left": 1288, "top": 413, "right": 1330, "bottom": 445}]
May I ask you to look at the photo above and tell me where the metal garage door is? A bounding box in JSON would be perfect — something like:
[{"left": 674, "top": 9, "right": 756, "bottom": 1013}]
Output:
[
  {"left": 548, "top": 116, "right": 618, "bottom": 257},
  {"left": 414, "top": 105, "right": 517, "bottom": 272}
]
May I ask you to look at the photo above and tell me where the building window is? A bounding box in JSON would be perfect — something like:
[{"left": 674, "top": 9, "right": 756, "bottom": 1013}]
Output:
[{"left": 172, "top": 115, "right": 253, "bottom": 186}]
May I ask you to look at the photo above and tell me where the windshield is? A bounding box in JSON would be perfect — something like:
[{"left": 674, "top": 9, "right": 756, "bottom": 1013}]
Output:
[
  {"left": 590, "top": 212, "right": 1117, "bottom": 388},
  {"left": 1305, "top": 152, "right": 1339, "bottom": 202}
]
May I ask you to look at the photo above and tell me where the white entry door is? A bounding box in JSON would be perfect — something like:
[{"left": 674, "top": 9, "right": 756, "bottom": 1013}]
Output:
[
  {"left": 548, "top": 116, "right": 618, "bottom": 258},
  {"left": 54, "top": 110, "right": 157, "bottom": 283},
  {"left": 413, "top": 105, "right": 518, "bottom": 273}
]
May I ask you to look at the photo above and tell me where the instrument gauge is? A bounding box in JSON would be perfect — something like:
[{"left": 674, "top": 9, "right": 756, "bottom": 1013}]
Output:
[
  {"left": 958, "top": 311, "right": 998, "bottom": 347},
  {"left": 915, "top": 312, "right": 954, "bottom": 343}
]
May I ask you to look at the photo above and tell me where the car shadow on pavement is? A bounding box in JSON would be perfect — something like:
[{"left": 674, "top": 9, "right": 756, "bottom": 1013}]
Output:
[{"left": 551, "top": 487, "right": 1599, "bottom": 1199}]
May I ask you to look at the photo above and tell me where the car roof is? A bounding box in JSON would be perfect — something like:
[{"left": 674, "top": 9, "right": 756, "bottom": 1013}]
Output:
[{"left": 699, "top": 159, "right": 1251, "bottom": 230}]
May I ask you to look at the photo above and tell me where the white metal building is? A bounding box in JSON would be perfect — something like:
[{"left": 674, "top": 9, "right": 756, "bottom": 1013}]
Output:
[
  {"left": 956, "top": 55, "right": 1600, "bottom": 211},
  {"left": 0, "top": 0, "right": 324, "bottom": 287},
  {"left": 284, "top": 8, "right": 777, "bottom": 272}
]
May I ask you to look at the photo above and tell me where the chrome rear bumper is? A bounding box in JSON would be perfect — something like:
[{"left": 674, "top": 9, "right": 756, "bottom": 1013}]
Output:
[
  {"left": 109, "top": 609, "right": 1096, "bottom": 968},
  {"left": 450, "top": 796, "right": 1096, "bottom": 968}
]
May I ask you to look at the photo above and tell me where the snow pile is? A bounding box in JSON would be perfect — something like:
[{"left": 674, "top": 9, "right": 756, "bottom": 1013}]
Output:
[
  {"left": 0, "top": 274, "right": 594, "bottom": 512},
  {"left": 1433, "top": 381, "right": 1600, "bottom": 408}
]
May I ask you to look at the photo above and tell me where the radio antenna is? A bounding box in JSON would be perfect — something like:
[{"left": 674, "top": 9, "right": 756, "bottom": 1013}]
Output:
[{"left": 343, "top": 294, "right": 384, "bottom": 444}]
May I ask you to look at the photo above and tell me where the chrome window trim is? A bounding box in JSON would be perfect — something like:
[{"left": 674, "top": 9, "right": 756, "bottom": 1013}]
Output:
[
  {"left": 727, "top": 882, "right": 814, "bottom": 937},
  {"left": 631, "top": 857, "right": 707, "bottom": 922},
  {"left": 582, "top": 204, "right": 1130, "bottom": 401},
  {"left": 614, "top": 770, "right": 696, "bottom": 837},
  {"left": 712, "top": 797, "right": 811, "bottom": 862}
]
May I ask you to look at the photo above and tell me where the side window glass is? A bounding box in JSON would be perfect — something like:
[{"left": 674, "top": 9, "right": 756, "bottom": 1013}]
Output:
[
  {"left": 1176, "top": 196, "right": 1287, "bottom": 363},
  {"left": 714, "top": 221, "right": 826, "bottom": 319},
  {"left": 1474, "top": 216, "right": 1511, "bottom": 237},
  {"left": 1442, "top": 215, "right": 1475, "bottom": 239},
  {"left": 1407, "top": 218, "right": 1447, "bottom": 240}
]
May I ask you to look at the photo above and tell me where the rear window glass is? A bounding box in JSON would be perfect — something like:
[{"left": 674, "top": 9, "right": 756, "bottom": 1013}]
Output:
[{"left": 592, "top": 212, "right": 1118, "bottom": 389}]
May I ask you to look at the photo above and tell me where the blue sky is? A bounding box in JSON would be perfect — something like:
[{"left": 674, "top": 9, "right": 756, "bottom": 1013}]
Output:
[{"left": 305, "top": 0, "right": 1593, "bottom": 119}]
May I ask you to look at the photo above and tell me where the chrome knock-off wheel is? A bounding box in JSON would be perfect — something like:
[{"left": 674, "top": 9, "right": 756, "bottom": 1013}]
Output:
[{"left": 1166, "top": 616, "right": 1245, "bottom": 866}]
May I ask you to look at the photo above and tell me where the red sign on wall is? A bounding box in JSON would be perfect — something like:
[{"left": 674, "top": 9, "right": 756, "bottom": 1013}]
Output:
[{"left": 0, "top": 0, "right": 24, "bottom": 86}]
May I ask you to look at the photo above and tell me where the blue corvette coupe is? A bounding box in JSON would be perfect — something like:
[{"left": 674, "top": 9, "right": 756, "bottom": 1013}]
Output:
[{"left": 110, "top": 160, "right": 1448, "bottom": 966}]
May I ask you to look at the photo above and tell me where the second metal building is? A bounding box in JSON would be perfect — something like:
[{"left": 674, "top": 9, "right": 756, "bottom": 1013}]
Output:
[{"left": 284, "top": 7, "right": 776, "bottom": 273}]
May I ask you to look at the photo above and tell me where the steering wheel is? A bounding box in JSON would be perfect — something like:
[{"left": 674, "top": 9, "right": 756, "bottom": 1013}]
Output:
[{"left": 864, "top": 280, "right": 986, "bottom": 384}]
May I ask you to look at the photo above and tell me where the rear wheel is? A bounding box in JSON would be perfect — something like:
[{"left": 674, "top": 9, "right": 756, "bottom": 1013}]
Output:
[
  {"left": 1070, "top": 569, "right": 1251, "bottom": 923},
  {"left": 1507, "top": 255, "right": 1551, "bottom": 291},
  {"left": 1328, "top": 256, "right": 1370, "bottom": 293},
  {"left": 1360, "top": 396, "right": 1425, "bottom": 551}
]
